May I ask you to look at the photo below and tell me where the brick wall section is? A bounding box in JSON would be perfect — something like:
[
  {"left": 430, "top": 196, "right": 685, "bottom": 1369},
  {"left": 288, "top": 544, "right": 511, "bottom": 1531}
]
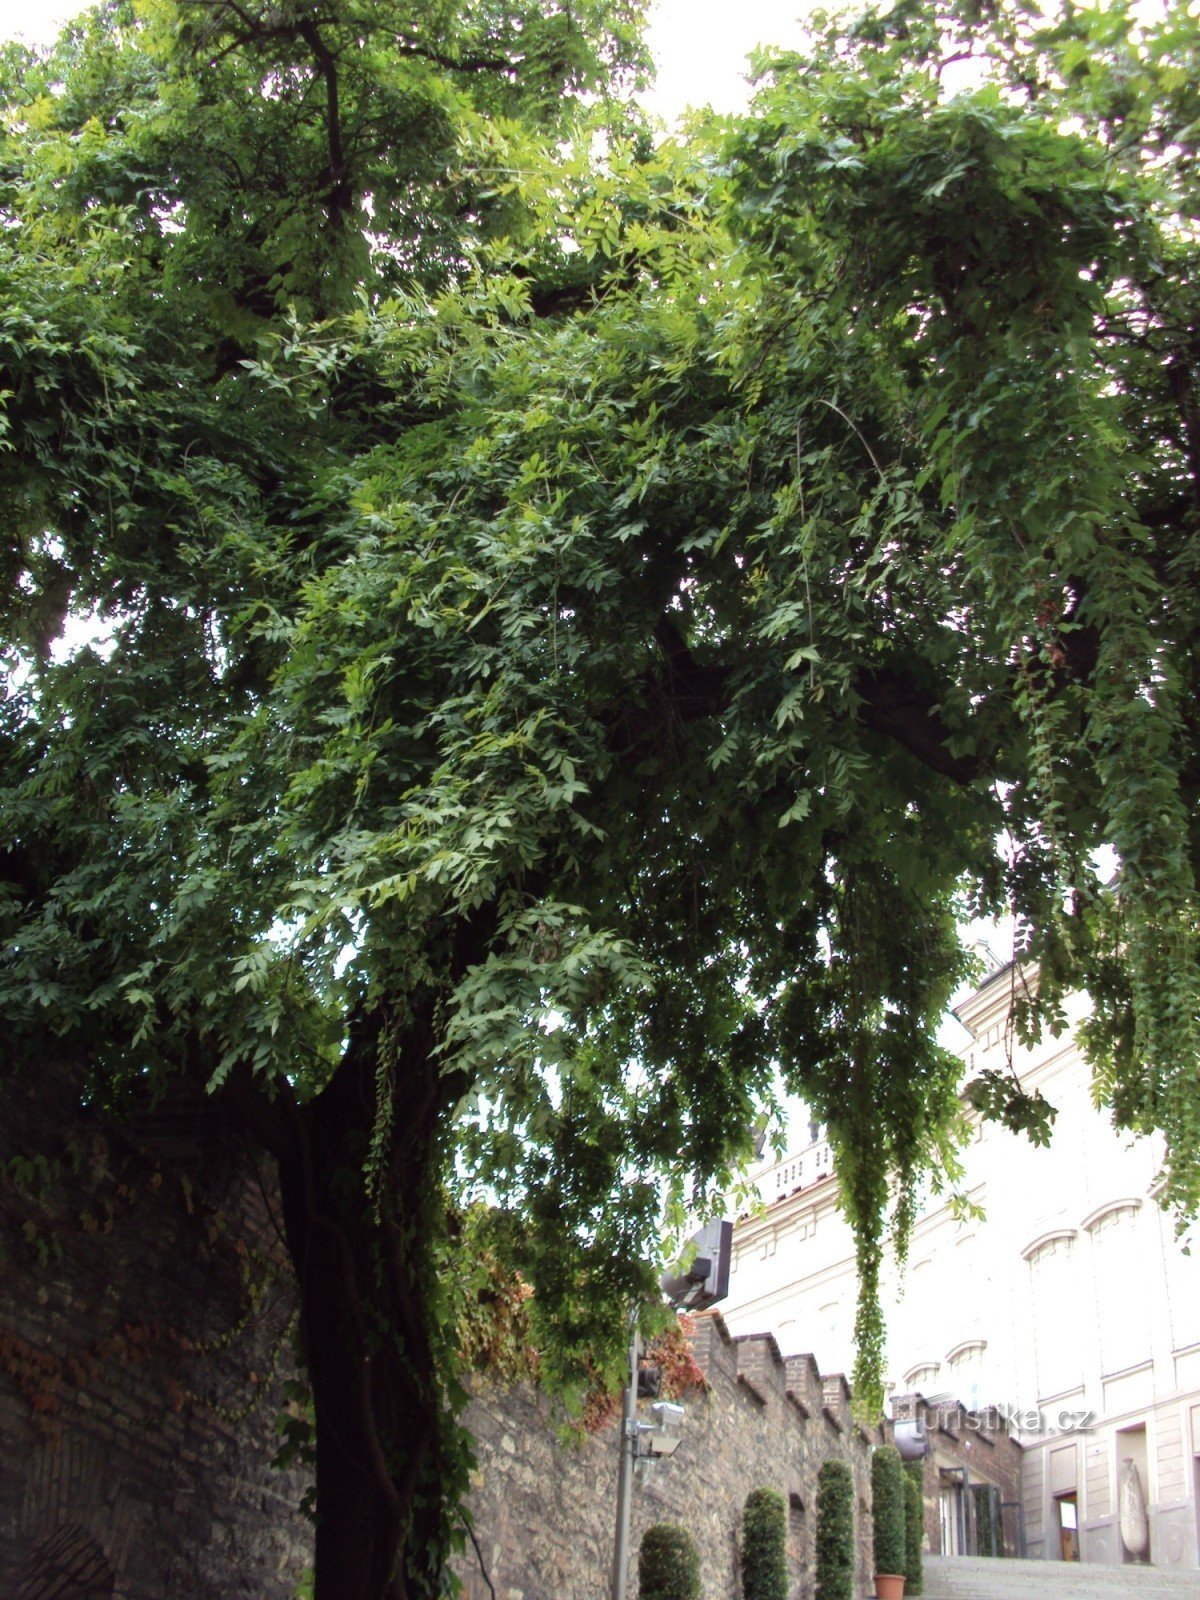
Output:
[
  {"left": 783, "top": 1352, "right": 822, "bottom": 1419},
  {"left": 456, "top": 1313, "right": 885, "bottom": 1600},
  {"left": 891, "top": 1392, "right": 1024, "bottom": 1557},
  {"left": 0, "top": 1061, "right": 312, "bottom": 1600}
]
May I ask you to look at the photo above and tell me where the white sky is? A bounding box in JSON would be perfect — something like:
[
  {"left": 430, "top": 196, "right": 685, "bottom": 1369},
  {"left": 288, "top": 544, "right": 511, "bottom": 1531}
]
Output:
[
  {"left": 0, "top": 0, "right": 77, "bottom": 45},
  {"left": 642, "top": 0, "right": 818, "bottom": 119},
  {"left": 0, "top": 0, "right": 818, "bottom": 122}
]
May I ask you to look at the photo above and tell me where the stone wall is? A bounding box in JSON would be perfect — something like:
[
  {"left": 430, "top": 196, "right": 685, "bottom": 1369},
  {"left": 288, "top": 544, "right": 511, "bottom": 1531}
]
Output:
[
  {"left": 0, "top": 1061, "right": 312, "bottom": 1600},
  {"left": 2, "top": 1059, "right": 935, "bottom": 1600},
  {"left": 457, "top": 1314, "right": 885, "bottom": 1600}
]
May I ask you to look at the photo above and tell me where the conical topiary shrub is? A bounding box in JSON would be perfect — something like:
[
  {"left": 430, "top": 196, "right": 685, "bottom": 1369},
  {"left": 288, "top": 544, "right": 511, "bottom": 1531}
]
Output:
[
  {"left": 904, "top": 1464, "right": 924, "bottom": 1595},
  {"left": 871, "top": 1444, "right": 907, "bottom": 1584},
  {"left": 742, "top": 1487, "right": 787, "bottom": 1600},
  {"left": 638, "top": 1523, "right": 701, "bottom": 1600},
  {"left": 815, "top": 1458, "right": 855, "bottom": 1600}
]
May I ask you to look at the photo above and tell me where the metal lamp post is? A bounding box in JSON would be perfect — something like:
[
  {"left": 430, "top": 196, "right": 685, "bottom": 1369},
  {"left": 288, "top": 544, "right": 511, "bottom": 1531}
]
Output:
[
  {"left": 609, "top": 1312, "right": 641, "bottom": 1600},
  {"left": 609, "top": 1220, "right": 732, "bottom": 1600}
]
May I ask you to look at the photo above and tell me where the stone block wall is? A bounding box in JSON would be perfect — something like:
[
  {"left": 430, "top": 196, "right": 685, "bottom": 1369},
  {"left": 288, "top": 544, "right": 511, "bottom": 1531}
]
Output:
[
  {"left": 456, "top": 1313, "right": 885, "bottom": 1600},
  {"left": 0, "top": 1061, "right": 312, "bottom": 1600}
]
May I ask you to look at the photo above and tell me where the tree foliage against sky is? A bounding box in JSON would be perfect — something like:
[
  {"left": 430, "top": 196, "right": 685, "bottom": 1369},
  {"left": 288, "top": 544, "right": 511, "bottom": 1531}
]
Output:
[{"left": 1, "top": 1, "right": 1199, "bottom": 1595}]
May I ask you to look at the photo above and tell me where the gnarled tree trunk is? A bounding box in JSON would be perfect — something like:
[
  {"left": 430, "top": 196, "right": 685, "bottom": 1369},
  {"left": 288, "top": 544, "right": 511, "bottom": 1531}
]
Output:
[{"left": 274, "top": 1007, "right": 464, "bottom": 1600}]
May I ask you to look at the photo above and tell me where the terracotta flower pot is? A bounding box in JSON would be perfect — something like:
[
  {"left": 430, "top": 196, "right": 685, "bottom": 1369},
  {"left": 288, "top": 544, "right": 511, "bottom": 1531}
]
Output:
[{"left": 875, "top": 1575, "right": 906, "bottom": 1600}]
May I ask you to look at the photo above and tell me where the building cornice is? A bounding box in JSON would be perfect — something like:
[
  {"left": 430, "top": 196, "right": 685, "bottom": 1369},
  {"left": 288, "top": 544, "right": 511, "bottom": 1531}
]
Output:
[
  {"left": 952, "top": 960, "right": 1022, "bottom": 1036},
  {"left": 734, "top": 1173, "right": 839, "bottom": 1239}
]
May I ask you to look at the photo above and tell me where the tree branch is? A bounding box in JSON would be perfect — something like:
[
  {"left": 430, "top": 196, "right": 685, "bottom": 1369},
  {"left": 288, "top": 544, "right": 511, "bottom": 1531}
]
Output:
[
  {"left": 854, "top": 666, "right": 985, "bottom": 785},
  {"left": 1167, "top": 355, "right": 1200, "bottom": 512},
  {"left": 296, "top": 19, "right": 351, "bottom": 224},
  {"left": 391, "top": 34, "right": 515, "bottom": 74},
  {"left": 613, "top": 614, "right": 993, "bottom": 787}
]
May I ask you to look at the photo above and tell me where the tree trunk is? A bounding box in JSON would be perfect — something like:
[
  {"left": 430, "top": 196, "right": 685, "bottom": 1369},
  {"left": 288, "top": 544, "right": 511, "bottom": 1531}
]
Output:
[{"left": 275, "top": 1009, "right": 461, "bottom": 1600}]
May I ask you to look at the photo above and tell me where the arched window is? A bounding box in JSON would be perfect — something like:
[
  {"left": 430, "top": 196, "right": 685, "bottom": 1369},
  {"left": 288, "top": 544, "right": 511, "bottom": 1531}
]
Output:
[
  {"left": 1084, "top": 1200, "right": 1146, "bottom": 1375},
  {"left": 946, "top": 1339, "right": 988, "bottom": 1411},
  {"left": 903, "top": 1361, "right": 941, "bottom": 1392},
  {"left": 1159, "top": 1204, "right": 1200, "bottom": 1352},
  {"left": 1023, "top": 1230, "right": 1081, "bottom": 1400}
]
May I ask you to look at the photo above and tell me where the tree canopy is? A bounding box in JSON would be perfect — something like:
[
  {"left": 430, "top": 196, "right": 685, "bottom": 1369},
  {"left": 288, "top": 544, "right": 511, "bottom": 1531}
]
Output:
[{"left": 2, "top": 1, "right": 1199, "bottom": 1596}]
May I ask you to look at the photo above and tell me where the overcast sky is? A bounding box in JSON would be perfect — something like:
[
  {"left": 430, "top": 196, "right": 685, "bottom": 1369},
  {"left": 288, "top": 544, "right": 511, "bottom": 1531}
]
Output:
[
  {"left": 643, "top": 0, "right": 816, "bottom": 118},
  {"left": 0, "top": 0, "right": 817, "bottom": 122}
]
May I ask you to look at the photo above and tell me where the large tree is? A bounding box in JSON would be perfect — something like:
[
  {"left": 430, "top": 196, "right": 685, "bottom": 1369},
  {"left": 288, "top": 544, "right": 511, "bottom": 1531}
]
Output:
[{"left": 2, "top": 1, "right": 1199, "bottom": 1596}]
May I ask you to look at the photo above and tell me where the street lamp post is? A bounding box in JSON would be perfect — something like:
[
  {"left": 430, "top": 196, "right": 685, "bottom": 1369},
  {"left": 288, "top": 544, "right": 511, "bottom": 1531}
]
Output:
[
  {"left": 610, "top": 1316, "right": 640, "bottom": 1600},
  {"left": 609, "top": 1219, "right": 733, "bottom": 1600}
]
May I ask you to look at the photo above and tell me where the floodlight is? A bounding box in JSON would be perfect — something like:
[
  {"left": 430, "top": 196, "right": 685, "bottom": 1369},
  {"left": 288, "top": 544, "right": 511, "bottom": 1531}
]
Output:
[
  {"left": 659, "top": 1219, "right": 733, "bottom": 1309},
  {"left": 894, "top": 1418, "right": 929, "bottom": 1460}
]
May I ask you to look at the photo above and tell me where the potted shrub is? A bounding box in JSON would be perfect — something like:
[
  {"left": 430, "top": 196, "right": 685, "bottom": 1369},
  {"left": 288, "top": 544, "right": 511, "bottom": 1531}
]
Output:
[
  {"left": 742, "top": 1487, "right": 787, "bottom": 1600},
  {"left": 815, "top": 1459, "right": 855, "bottom": 1600},
  {"left": 638, "top": 1523, "right": 701, "bottom": 1600},
  {"left": 871, "top": 1444, "right": 907, "bottom": 1600},
  {"left": 904, "top": 1464, "right": 924, "bottom": 1596}
]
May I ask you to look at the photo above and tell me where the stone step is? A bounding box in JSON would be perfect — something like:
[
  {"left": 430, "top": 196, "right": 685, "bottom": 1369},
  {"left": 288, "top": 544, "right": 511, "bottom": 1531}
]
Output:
[{"left": 921, "top": 1555, "right": 1200, "bottom": 1600}]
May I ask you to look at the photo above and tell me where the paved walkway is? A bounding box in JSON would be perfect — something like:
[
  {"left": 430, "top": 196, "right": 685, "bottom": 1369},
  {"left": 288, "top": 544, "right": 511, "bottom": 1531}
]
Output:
[{"left": 922, "top": 1554, "right": 1200, "bottom": 1599}]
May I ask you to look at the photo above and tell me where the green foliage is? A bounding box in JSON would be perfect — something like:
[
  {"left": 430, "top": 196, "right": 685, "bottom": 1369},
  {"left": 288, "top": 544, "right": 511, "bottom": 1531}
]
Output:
[
  {"left": 722, "top": 0, "right": 1200, "bottom": 1404},
  {"left": 904, "top": 1466, "right": 924, "bottom": 1594},
  {"left": 815, "top": 1459, "right": 855, "bottom": 1600},
  {"left": 742, "top": 1487, "right": 787, "bottom": 1600},
  {"left": 974, "top": 1485, "right": 1001, "bottom": 1559},
  {"left": 638, "top": 1524, "right": 701, "bottom": 1600},
  {"left": 4, "top": 0, "right": 1200, "bottom": 1588},
  {"left": 964, "top": 1074, "right": 1056, "bottom": 1148},
  {"left": 871, "top": 1445, "right": 907, "bottom": 1577}
]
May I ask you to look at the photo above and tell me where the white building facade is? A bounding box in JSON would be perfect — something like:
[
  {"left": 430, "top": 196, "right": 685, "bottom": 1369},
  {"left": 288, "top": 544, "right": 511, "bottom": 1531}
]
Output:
[{"left": 722, "top": 964, "right": 1200, "bottom": 1569}]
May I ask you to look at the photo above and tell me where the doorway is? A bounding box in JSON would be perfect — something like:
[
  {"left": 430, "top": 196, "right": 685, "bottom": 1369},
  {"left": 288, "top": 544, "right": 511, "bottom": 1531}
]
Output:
[
  {"left": 939, "top": 1483, "right": 963, "bottom": 1555},
  {"left": 1055, "top": 1493, "right": 1079, "bottom": 1562}
]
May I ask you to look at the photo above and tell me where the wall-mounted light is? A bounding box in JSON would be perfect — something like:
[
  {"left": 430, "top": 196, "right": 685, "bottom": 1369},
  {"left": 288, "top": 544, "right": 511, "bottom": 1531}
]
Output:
[
  {"left": 644, "top": 1400, "right": 686, "bottom": 1457},
  {"left": 894, "top": 1417, "right": 929, "bottom": 1461}
]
